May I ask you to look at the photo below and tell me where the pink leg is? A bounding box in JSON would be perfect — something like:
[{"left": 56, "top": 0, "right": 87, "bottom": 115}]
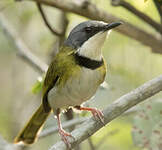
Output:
[
  {"left": 75, "top": 106, "right": 104, "bottom": 124},
  {"left": 56, "top": 109, "right": 73, "bottom": 148}
]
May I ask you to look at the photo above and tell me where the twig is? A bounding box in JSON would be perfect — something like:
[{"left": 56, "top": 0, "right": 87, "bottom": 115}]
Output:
[
  {"left": 0, "top": 13, "right": 48, "bottom": 74},
  {"left": 153, "top": 0, "right": 162, "bottom": 24},
  {"left": 49, "top": 74, "right": 162, "bottom": 150},
  {"left": 49, "top": 11, "right": 68, "bottom": 59},
  {"left": 111, "top": 0, "right": 162, "bottom": 35},
  {"left": 17, "top": 0, "right": 162, "bottom": 54},
  {"left": 39, "top": 117, "right": 88, "bottom": 138},
  {"left": 36, "top": 2, "right": 63, "bottom": 36}
]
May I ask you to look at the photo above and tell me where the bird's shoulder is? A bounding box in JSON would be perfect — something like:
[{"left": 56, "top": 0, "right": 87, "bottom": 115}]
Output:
[{"left": 42, "top": 46, "right": 76, "bottom": 96}]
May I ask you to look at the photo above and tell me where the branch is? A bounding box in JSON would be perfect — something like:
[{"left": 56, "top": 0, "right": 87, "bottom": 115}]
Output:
[
  {"left": 0, "top": 13, "right": 48, "bottom": 74},
  {"left": 153, "top": 0, "right": 162, "bottom": 24},
  {"left": 49, "top": 74, "right": 162, "bottom": 150},
  {"left": 111, "top": 0, "right": 162, "bottom": 35},
  {"left": 36, "top": 3, "right": 63, "bottom": 36},
  {"left": 16, "top": 0, "right": 162, "bottom": 54}
]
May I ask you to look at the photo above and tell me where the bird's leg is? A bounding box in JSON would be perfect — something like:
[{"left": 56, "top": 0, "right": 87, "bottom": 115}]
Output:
[
  {"left": 75, "top": 106, "right": 104, "bottom": 124},
  {"left": 56, "top": 109, "right": 72, "bottom": 148}
]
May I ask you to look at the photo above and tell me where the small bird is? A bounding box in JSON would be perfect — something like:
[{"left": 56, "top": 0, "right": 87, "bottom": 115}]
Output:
[{"left": 14, "top": 20, "right": 121, "bottom": 147}]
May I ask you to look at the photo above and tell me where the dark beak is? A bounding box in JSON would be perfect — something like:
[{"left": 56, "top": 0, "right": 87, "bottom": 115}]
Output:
[{"left": 104, "top": 22, "right": 122, "bottom": 31}]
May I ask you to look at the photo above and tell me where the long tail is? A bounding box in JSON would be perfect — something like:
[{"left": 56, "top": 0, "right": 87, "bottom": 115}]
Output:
[{"left": 14, "top": 104, "right": 51, "bottom": 144}]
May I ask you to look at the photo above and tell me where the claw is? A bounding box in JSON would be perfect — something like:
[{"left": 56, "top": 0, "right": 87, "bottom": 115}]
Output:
[
  {"left": 91, "top": 108, "right": 105, "bottom": 125},
  {"left": 75, "top": 106, "right": 105, "bottom": 125},
  {"left": 58, "top": 129, "right": 72, "bottom": 149}
]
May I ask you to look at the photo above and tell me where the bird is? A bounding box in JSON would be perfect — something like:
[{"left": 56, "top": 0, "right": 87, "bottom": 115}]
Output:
[{"left": 14, "top": 20, "right": 121, "bottom": 148}]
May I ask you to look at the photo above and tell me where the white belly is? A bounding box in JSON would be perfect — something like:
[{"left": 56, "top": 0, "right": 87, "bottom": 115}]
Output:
[{"left": 48, "top": 67, "right": 105, "bottom": 110}]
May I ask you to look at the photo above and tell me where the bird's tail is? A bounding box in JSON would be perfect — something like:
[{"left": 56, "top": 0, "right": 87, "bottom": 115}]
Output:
[{"left": 14, "top": 104, "right": 51, "bottom": 144}]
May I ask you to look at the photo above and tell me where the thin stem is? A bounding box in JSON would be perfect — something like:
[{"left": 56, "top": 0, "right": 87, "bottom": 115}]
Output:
[{"left": 36, "top": 2, "right": 63, "bottom": 36}]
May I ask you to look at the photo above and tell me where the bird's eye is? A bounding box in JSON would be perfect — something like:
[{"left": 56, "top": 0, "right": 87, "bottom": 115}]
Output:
[{"left": 85, "top": 27, "right": 92, "bottom": 33}]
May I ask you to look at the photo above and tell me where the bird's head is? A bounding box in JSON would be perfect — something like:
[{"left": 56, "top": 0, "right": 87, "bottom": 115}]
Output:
[{"left": 64, "top": 20, "right": 122, "bottom": 60}]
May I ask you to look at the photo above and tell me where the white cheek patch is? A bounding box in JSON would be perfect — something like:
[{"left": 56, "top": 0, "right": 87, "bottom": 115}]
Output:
[{"left": 78, "top": 31, "right": 108, "bottom": 60}]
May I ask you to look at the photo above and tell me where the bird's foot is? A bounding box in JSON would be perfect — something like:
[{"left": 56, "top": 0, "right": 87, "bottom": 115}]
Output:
[
  {"left": 90, "top": 108, "right": 105, "bottom": 124},
  {"left": 75, "top": 106, "right": 105, "bottom": 125},
  {"left": 58, "top": 128, "right": 73, "bottom": 149}
]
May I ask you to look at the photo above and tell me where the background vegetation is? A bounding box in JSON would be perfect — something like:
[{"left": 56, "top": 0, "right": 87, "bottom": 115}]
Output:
[{"left": 0, "top": 0, "right": 162, "bottom": 150}]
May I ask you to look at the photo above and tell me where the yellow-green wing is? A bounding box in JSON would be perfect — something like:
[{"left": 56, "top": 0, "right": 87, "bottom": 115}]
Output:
[{"left": 42, "top": 59, "right": 59, "bottom": 112}]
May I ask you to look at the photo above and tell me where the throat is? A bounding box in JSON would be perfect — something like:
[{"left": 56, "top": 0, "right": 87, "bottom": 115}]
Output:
[
  {"left": 77, "top": 47, "right": 102, "bottom": 61},
  {"left": 76, "top": 31, "right": 107, "bottom": 61}
]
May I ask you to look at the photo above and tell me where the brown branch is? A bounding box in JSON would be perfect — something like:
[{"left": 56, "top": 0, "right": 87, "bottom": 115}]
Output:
[
  {"left": 17, "top": 0, "right": 162, "bottom": 54},
  {"left": 36, "top": 2, "right": 63, "bottom": 36},
  {"left": 49, "top": 74, "right": 162, "bottom": 150},
  {"left": 111, "top": 0, "right": 162, "bottom": 35},
  {"left": 153, "top": 0, "right": 162, "bottom": 24}
]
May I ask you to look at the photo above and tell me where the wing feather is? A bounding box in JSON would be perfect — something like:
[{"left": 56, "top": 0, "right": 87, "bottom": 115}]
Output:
[{"left": 42, "top": 60, "right": 59, "bottom": 112}]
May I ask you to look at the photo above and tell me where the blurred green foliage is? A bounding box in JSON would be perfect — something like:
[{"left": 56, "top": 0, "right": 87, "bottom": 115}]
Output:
[{"left": 0, "top": 0, "right": 162, "bottom": 150}]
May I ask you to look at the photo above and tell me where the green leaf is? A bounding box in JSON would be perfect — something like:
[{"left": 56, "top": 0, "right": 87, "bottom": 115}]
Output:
[{"left": 31, "top": 76, "right": 43, "bottom": 94}]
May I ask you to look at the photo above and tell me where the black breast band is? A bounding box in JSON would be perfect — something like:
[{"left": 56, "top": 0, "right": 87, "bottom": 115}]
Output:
[{"left": 74, "top": 53, "right": 103, "bottom": 70}]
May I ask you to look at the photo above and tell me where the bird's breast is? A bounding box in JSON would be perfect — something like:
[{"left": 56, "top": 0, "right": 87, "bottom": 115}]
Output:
[{"left": 48, "top": 65, "right": 106, "bottom": 111}]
